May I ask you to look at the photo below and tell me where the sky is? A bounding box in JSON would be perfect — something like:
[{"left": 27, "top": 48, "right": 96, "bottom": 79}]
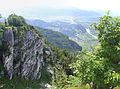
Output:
[{"left": 0, "top": 0, "right": 120, "bottom": 18}]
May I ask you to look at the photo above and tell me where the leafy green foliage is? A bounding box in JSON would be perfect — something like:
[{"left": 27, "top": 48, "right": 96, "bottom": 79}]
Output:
[
  {"left": 50, "top": 46, "right": 77, "bottom": 89},
  {"left": 7, "top": 14, "right": 26, "bottom": 27},
  {"left": 0, "top": 14, "right": 2, "bottom": 18},
  {"left": 93, "top": 14, "right": 120, "bottom": 64},
  {"left": 71, "top": 14, "right": 120, "bottom": 89},
  {"left": 0, "top": 76, "right": 42, "bottom": 89},
  {"left": 0, "top": 29, "right": 3, "bottom": 39}
]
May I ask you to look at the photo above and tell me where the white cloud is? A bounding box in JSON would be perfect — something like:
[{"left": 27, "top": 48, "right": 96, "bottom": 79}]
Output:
[
  {"left": 68, "top": 0, "right": 120, "bottom": 11},
  {"left": 0, "top": 0, "right": 69, "bottom": 10},
  {"left": 0, "top": 0, "right": 69, "bottom": 16},
  {"left": 0, "top": 0, "right": 120, "bottom": 17}
]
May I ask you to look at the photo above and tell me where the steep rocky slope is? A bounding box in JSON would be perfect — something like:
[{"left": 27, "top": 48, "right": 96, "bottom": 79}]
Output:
[
  {"left": 0, "top": 14, "right": 80, "bottom": 89},
  {"left": 0, "top": 15, "right": 52, "bottom": 81}
]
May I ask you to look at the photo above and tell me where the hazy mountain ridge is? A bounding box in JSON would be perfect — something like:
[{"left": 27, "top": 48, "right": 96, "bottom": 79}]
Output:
[
  {"left": 26, "top": 8, "right": 103, "bottom": 18},
  {"left": 27, "top": 19, "right": 86, "bottom": 36},
  {"left": 36, "top": 27, "right": 82, "bottom": 52},
  {"left": 27, "top": 18, "right": 98, "bottom": 49}
]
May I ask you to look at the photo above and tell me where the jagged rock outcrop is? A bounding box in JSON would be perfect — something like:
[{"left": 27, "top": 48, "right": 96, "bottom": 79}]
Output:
[{"left": 1, "top": 28, "right": 52, "bottom": 80}]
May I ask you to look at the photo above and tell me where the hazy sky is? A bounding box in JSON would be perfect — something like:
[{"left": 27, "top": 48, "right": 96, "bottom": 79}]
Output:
[{"left": 0, "top": 0, "right": 120, "bottom": 18}]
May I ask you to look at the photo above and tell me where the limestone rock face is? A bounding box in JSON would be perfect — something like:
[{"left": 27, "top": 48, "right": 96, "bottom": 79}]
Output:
[
  {"left": 2, "top": 29, "right": 14, "bottom": 79},
  {"left": 1, "top": 28, "right": 51, "bottom": 80}
]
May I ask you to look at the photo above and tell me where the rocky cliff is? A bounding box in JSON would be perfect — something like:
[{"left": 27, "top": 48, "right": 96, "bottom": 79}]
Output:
[
  {"left": 0, "top": 14, "right": 79, "bottom": 89},
  {"left": 0, "top": 26, "right": 52, "bottom": 80}
]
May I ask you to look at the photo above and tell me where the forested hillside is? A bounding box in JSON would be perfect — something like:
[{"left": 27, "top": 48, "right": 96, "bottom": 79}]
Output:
[
  {"left": 36, "top": 27, "right": 82, "bottom": 52},
  {"left": 0, "top": 13, "right": 120, "bottom": 89}
]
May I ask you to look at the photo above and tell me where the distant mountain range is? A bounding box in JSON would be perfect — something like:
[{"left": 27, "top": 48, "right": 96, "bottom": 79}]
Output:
[
  {"left": 27, "top": 19, "right": 86, "bottom": 37},
  {"left": 27, "top": 18, "right": 98, "bottom": 50},
  {"left": 1, "top": 8, "right": 101, "bottom": 50},
  {"left": 28, "top": 8, "right": 103, "bottom": 19}
]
